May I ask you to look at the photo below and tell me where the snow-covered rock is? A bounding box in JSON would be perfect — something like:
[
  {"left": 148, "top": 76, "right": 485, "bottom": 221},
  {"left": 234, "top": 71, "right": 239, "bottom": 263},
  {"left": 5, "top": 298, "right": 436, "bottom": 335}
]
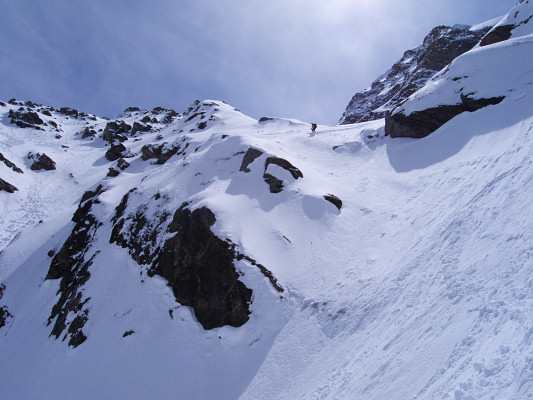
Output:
[
  {"left": 339, "top": 24, "right": 493, "bottom": 125},
  {"left": 385, "top": 0, "right": 533, "bottom": 138}
]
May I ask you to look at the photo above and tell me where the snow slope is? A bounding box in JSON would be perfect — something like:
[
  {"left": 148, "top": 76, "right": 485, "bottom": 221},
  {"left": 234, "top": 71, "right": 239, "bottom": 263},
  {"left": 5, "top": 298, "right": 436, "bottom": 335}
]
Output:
[{"left": 1, "top": 3, "right": 533, "bottom": 400}]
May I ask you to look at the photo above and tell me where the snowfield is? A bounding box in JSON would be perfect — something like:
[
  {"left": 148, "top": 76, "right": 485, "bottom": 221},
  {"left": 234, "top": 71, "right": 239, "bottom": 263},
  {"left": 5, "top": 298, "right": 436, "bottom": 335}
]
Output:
[{"left": 1, "top": 3, "right": 533, "bottom": 400}]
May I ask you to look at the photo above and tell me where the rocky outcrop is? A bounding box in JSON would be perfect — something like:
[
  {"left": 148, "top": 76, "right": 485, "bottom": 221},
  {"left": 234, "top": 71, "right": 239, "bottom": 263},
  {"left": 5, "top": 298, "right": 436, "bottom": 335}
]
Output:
[
  {"left": 8, "top": 109, "right": 45, "bottom": 130},
  {"left": 0, "top": 283, "right": 13, "bottom": 329},
  {"left": 385, "top": 95, "right": 505, "bottom": 138},
  {"left": 110, "top": 190, "right": 171, "bottom": 266},
  {"left": 339, "top": 25, "right": 491, "bottom": 124},
  {"left": 323, "top": 194, "right": 343, "bottom": 210},
  {"left": 81, "top": 127, "right": 97, "bottom": 139},
  {"left": 141, "top": 143, "right": 182, "bottom": 164},
  {"left": 239, "top": 148, "right": 263, "bottom": 172},
  {"left": 148, "top": 203, "right": 253, "bottom": 330},
  {"left": 0, "top": 153, "right": 23, "bottom": 173},
  {"left": 102, "top": 120, "right": 131, "bottom": 143},
  {"left": 0, "top": 178, "right": 18, "bottom": 193},
  {"left": 263, "top": 157, "right": 303, "bottom": 193},
  {"left": 105, "top": 143, "right": 127, "bottom": 161},
  {"left": 480, "top": 1, "right": 533, "bottom": 47},
  {"left": 29, "top": 153, "right": 56, "bottom": 171},
  {"left": 480, "top": 25, "right": 515, "bottom": 46},
  {"left": 45, "top": 185, "right": 105, "bottom": 347}
]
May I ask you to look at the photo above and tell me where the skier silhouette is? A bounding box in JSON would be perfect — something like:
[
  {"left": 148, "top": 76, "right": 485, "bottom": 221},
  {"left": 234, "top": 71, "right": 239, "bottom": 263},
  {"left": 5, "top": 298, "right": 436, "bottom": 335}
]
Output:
[{"left": 311, "top": 123, "right": 317, "bottom": 132}]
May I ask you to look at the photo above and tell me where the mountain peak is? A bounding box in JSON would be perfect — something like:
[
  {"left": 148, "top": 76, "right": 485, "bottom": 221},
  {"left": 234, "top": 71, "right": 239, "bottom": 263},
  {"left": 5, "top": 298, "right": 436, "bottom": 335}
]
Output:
[{"left": 339, "top": 24, "right": 493, "bottom": 125}]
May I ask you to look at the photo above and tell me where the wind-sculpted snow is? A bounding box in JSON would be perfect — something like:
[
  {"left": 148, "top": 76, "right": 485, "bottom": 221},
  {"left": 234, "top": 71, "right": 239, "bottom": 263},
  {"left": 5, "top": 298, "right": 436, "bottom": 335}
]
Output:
[{"left": 1, "top": 5, "right": 533, "bottom": 398}]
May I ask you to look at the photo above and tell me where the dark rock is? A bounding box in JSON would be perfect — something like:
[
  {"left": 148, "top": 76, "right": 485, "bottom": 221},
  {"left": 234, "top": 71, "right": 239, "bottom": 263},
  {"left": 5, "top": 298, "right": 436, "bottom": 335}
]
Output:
[
  {"left": 0, "top": 178, "right": 18, "bottom": 193},
  {"left": 131, "top": 122, "right": 152, "bottom": 135},
  {"left": 480, "top": 25, "right": 515, "bottom": 46},
  {"left": 42, "top": 110, "right": 52, "bottom": 117},
  {"left": 197, "top": 121, "right": 207, "bottom": 130},
  {"left": 124, "top": 106, "right": 140, "bottom": 113},
  {"left": 149, "top": 203, "right": 252, "bottom": 329},
  {"left": 0, "top": 284, "right": 13, "bottom": 329},
  {"left": 258, "top": 117, "right": 274, "bottom": 123},
  {"left": 324, "top": 194, "right": 343, "bottom": 210},
  {"left": 102, "top": 121, "right": 131, "bottom": 143},
  {"left": 110, "top": 190, "right": 171, "bottom": 266},
  {"left": 265, "top": 157, "right": 303, "bottom": 179},
  {"left": 117, "top": 158, "right": 130, "bottom": 170},
  {"left": 263, "top": 173, "right": 284, "bottom": 193},
  {"left": 162, "top": 110, "right": 179, "bottom": 124},
  {"left": 141, "top": 116, "right": 151, "bottom": 123},
  {"left": 47, "top": 249, "right": 56, "bottom": 258},
  {"left": 107, "top": 168, "right": 120, "bottom": 177},
  {"left": 141, "top": 143, "right": 181, "bottom": 164},
  {"left": 9, "top": 109, "right": 44, "bottom": 129},
  {"left": 262, "top": 157, "right": 303, "bottom": 193},
  {"left": 239, "top": 148, "right": 263, "bottom": 172},
  {"left": 0, "top": 152, "right": 23, "bottom": 173},
  {"left": 45, "top": 185, "right": 105, "bottom": 347},
  {"left": 340, "top": 25, "right": 491, "bottom": 124},
  {"left": 105, "top": 143, "right": 127, "bottom": 161},
  {"left": 385, "top": 95, "right": 505, "bottom": 138},
  {"left": 81, "top": 127, "right": 97, "bottom": 139},
  {"left": 0, "top": 101, "right": 5, "bottom": 107},
  {"left": 58, "top": 107, "right": 79, "bottom": 117},
  {"left": 30, "top": 153, "right": 56, "bottom": 171}
]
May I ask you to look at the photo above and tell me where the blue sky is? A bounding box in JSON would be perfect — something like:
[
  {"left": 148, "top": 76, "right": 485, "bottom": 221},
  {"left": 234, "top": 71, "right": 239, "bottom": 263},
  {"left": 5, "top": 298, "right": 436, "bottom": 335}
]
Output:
[{"left": 0, "top": 0, "right": 518, "bottom": 124}]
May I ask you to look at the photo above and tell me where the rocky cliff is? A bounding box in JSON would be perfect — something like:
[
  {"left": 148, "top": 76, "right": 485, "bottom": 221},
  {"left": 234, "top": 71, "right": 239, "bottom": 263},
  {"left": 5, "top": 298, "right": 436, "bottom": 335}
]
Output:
[{"left": 339, "top": 25, "right": 492, "bottom": 125}]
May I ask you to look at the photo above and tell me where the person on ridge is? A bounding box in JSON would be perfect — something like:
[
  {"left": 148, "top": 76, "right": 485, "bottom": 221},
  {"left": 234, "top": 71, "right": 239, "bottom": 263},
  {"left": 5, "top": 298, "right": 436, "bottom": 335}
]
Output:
[{"left": 311, "top": 123, "right": 317, "bottom": 132}]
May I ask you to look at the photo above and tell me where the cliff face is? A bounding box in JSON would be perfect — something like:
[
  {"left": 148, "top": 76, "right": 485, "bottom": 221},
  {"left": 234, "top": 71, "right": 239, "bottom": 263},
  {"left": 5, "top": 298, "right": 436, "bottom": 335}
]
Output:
[{"left": 339, "top": 25, "right": 491, "bottom": 124}]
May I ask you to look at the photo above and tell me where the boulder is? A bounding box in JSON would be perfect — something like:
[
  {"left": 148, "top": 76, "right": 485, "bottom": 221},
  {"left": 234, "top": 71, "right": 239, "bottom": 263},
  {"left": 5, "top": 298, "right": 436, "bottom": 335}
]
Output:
[
  {"left": 324, "top": 194, "right": 343, "bottom": 210},
  {"left": 105, "top": 143, "right": 127, "bottom": 161},
  {"left": 30, "top": 153, "right": 56, "bottom": 171}
]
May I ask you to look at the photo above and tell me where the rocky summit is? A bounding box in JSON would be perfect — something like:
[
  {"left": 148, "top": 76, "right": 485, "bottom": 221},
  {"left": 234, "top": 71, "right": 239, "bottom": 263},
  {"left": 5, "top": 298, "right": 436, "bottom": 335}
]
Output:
[{"left": 339, "top": 24, "right": 492, "bottom": 125}]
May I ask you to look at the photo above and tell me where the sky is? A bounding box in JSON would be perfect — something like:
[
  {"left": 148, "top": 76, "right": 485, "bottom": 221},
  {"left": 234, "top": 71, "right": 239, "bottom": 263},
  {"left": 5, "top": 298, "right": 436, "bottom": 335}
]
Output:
[{"left": 0, "top": 0, "right": 518, "bottom": 125}]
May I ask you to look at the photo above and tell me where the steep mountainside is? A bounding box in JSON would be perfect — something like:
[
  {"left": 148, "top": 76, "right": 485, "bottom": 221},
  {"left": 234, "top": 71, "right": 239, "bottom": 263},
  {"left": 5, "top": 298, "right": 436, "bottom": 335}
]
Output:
[
  {"left": 339, "top": 24, "right": 492, "bottom": 124},
  {"left": 0, "top": 2, "right": 532, "bottom": 399}
]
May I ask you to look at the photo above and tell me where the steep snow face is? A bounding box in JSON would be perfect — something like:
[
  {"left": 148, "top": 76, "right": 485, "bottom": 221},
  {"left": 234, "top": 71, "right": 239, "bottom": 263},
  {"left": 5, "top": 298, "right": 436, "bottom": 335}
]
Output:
[{"left": 339, "top": 24, "right": 493, "bottom": 125}]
